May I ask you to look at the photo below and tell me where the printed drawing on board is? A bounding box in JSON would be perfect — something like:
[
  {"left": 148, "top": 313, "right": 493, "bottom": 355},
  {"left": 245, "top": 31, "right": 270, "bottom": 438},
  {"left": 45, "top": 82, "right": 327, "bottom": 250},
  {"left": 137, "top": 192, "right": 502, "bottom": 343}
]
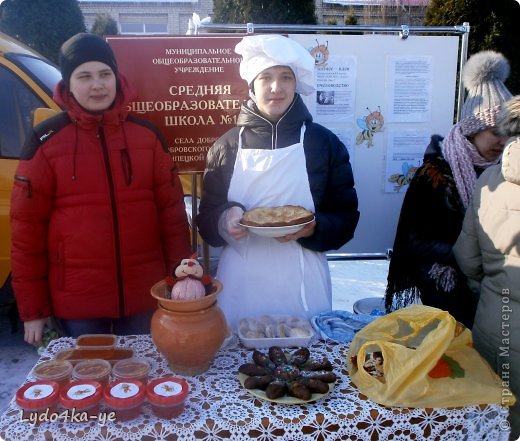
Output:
[{"left": 356, "top": 106, "right": 384, "bottom": 147}]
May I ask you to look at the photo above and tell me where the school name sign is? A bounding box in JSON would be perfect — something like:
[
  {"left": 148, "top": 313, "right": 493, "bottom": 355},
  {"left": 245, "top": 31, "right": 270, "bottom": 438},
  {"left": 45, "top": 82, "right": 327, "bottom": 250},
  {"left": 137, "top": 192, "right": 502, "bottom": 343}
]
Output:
[{"left": 107, "top": 35, "right": 248, "bottom": 172}]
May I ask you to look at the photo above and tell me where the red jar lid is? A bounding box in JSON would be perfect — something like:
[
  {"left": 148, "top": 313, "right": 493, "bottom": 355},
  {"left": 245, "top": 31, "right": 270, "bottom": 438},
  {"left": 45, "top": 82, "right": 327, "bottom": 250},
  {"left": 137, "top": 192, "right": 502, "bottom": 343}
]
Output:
[
  {"left": 103, "top": 379, "right": 146, "bottom": 408},
  {"left": 147, "top": 377, "right": 189, "bottom": 406},
  {"left": 60, "top": 380, "right": 103, "bottom": 409},
  {"left": 16, "top": 380, "right": 60, "bottom": 409}
]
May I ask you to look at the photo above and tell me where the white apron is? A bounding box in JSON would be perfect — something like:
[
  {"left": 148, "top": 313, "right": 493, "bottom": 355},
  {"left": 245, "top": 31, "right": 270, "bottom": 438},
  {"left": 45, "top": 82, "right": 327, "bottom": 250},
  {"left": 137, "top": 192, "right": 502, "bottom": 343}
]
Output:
[{"left": 216, "top": 124, "right": 331, "bottom": 330}]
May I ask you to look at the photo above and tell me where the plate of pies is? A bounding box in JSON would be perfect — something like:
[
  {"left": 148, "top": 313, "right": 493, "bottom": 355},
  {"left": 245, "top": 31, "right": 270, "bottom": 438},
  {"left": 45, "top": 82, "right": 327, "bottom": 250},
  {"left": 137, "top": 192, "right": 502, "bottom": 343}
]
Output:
[{"left": 239, "top": 206, "right": 314, "bottom": 238}]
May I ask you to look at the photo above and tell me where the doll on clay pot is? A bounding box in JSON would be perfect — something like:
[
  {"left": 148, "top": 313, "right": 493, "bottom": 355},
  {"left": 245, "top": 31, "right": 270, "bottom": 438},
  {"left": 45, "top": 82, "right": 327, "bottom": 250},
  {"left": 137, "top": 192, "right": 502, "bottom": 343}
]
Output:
[{"left": 165, "top": 254, "right": 213, "bottom": 300}]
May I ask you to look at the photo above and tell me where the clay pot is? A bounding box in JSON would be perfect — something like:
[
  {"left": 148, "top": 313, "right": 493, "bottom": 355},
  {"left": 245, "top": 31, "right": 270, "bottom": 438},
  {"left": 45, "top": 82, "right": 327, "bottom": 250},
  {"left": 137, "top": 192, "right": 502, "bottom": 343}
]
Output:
[{"left": 150, "top": 279, "right": 227, "bottom": 376}]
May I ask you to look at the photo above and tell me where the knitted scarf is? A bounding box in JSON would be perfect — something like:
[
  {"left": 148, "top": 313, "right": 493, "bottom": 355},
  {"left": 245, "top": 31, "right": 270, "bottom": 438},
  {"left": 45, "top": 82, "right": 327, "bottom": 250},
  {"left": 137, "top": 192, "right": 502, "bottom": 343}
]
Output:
[{"left": 442, "top": 116, "right": 499, "bottom": 208}]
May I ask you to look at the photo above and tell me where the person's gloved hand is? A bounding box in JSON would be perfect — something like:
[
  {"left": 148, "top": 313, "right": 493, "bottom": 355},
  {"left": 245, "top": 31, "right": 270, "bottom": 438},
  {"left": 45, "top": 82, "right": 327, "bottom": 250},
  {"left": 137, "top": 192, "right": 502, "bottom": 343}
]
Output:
[{"left": 219, "top": 206, "right": 248, "bottom": 240}]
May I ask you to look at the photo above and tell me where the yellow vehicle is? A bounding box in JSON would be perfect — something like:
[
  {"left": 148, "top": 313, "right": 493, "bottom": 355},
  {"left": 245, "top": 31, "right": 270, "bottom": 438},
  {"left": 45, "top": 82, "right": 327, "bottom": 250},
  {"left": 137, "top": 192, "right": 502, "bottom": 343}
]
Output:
[{"left": 0, "top": 31, "right": 62, "bottom": 305}]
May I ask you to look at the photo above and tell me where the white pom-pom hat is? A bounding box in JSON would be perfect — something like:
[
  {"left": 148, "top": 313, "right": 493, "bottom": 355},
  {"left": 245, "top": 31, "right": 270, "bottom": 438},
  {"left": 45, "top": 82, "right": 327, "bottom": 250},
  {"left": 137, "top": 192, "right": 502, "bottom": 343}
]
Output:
[
  {"left": 460, "top": 50, "right": 513, "bottom": 133},
  {"left": 235, "top": 34, "right": 315, "bottom": 96}
]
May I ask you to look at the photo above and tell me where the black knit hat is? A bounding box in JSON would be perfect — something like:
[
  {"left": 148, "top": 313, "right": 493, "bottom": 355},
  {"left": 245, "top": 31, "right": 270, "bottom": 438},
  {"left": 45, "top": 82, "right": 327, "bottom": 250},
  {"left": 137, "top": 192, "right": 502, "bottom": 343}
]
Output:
[{"left": 59, "top": 33, "right": 118, "bottom": 88}]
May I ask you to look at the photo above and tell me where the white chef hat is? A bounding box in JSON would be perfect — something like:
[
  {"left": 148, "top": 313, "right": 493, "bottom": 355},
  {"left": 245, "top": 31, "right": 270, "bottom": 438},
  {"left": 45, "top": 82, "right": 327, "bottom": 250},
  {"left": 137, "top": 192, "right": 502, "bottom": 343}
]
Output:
[{"left": 235, "top": 34, "right": 315, "bottom": 96}]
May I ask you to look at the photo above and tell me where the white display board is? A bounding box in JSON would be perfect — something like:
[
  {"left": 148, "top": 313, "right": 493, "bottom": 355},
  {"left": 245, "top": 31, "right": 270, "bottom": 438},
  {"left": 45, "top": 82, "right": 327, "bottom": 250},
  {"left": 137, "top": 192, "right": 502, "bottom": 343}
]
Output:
[
  {"left": 290, "top": 34, "right": 459, "bottom": 254},
  {"left": 109, "top": 32, "right": 460, "bottom": 256}
]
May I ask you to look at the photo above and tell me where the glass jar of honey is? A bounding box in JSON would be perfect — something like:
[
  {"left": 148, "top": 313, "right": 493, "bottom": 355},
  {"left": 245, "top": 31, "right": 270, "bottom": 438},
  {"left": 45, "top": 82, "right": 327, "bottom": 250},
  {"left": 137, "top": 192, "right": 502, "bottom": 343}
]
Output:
[
  {"left": 147, "top": 377, "right": 189, "bottom": 419},
  {"left": 16, "top": 380, "right": 60, "bottom": 424},
  {"left": 60, "top": 380, "right": 103, "bottom": 417},
  {"left": 103, "top": 379, "right": 146, "bottom": 421},
  {"left": 75, "top": 334, "right": 116, "bottom": 358},
  {"left": 33, "top": 359, "right": 73, "bottom": 388},
  {"left": 112, "top": 358, "right": 151, "bottom": 384},
  {"left": 72, "top": 359, "right": 111, "bottom": 387}
]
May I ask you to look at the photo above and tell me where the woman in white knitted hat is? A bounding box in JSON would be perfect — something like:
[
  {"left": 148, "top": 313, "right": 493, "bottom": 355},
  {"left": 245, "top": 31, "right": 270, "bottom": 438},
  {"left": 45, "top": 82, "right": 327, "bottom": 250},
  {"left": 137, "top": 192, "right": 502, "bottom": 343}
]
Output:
[
  {"left": 454, "top": 95, "right": 520, "bottom": 440},
  {"left": 197, "top": 34, "right": 359, "bottom": 330},
  {"left": 385, "top": 51, "right": 513, "bottom": 328}
]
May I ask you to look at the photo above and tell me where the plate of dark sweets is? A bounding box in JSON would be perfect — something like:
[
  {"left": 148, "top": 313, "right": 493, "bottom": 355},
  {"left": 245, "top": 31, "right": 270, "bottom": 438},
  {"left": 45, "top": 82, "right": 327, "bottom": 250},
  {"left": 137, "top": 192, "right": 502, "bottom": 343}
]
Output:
[{"left": 238, "top": 346, "right": 336, "bottom": 404}]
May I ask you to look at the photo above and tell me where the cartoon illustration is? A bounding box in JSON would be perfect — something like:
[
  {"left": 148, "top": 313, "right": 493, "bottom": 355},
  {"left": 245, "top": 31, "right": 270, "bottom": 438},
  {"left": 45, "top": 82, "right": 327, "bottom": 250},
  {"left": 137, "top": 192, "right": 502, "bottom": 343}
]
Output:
[
  {"left": 356, "top": 107, "right": 385, "bottom": 147},
  {"left": 120, "top": 383, "right": 132, "bottom": 394},
  {"left": 73, "top": 388, "right": 92, "bottom": 397},
  {"left": 162, "top": 384, "right": 175, "bottom": 393},
  {"left": 310, "top": 40, "right": 329, "bottom": 67},
  {"left": 388, "top": 161, "right": 418, "bottom": 192}
]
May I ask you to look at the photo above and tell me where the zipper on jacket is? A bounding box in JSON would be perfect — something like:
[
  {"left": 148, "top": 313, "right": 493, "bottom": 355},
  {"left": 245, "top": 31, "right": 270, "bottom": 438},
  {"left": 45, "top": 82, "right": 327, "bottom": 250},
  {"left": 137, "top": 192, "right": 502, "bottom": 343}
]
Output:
[
  {"left": 272, "top": 98, "right": 296, "bottom": 149},
  {"left": 14, "top": 175, "right": 32, "bottom": 198},
  {"left": 243, "top": 97, "right": 296, "bottom": 149},
  {"left": 98, "top": 126, "right": 126, "bottom": 317}
]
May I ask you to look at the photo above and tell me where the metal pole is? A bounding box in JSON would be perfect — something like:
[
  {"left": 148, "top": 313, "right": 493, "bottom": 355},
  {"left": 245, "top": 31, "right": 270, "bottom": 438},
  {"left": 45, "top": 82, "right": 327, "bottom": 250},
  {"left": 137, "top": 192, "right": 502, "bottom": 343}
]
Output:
[
  {"left": 327, "top": 252, "right": 390, "bottom": 261},
  {"left": 190, "top": 173, "right": 199, "bottom": 254},
  {"left": 456, "top": 22, "right": 470, "bottom": 122},
  {"left": 199, "top": 22, "right": 468, "bottom": 36}
]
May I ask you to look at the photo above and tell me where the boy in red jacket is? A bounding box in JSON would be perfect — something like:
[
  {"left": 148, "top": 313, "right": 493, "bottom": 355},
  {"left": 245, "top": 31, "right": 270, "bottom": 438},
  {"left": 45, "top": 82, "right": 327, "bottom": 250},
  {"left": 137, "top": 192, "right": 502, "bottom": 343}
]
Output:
[{"left": 10, "top": 33, "right": 191, "bottom": 345}]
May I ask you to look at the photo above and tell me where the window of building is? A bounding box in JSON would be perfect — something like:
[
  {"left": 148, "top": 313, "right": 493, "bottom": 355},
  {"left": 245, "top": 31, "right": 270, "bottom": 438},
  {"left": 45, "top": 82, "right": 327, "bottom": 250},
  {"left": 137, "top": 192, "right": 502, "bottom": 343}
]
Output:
[
  {"left": 120, "top": 14, "right": 168, "bottom": 34},
  {"left": 120, "top": 22, "right": 168, "bottom": 34},
  {"left": 145, "top": 23, "right": 168, "bottom": 33}
]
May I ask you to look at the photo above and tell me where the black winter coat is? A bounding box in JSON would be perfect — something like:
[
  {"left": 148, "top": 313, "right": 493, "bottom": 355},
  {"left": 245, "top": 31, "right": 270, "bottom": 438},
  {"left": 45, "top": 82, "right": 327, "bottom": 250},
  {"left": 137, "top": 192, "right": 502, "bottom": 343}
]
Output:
[
  {"left": 385, "top": 135, "right": 478, "bottom": 328},
  {"left": 197, "top": 95, "right": 359, "bottom": 253}
]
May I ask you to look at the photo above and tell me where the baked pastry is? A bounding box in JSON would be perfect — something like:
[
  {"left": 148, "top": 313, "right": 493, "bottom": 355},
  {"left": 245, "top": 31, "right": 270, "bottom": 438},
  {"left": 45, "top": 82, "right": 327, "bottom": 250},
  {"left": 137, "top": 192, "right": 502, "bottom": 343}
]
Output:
[
  {"left": 240, "top": 205, "right": 313, "bottom": 227},
  {"left": 239, "top": 346, "right": 337, "bottom": 401},
  {"left": 238, "top": 315, "right": 313, "bottom": 339}
]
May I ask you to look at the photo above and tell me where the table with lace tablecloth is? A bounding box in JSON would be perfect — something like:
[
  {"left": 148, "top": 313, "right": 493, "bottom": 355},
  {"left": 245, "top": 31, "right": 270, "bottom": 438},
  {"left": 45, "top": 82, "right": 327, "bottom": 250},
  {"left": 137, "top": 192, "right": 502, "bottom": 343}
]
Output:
[{"left": 0, "top": 334, "right": 510, "bottom": 440}]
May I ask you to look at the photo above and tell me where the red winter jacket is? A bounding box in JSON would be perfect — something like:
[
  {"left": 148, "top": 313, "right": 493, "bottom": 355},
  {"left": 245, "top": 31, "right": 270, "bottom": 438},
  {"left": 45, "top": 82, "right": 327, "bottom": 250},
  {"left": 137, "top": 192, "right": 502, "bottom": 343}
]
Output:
[{"left": 10, "top": 75, "right": 191, "bottom": 321}]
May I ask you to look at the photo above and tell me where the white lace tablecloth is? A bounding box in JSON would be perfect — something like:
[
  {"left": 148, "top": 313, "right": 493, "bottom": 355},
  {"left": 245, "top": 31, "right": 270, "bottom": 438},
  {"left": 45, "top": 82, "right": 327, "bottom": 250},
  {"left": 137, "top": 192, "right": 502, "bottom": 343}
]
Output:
[{"left": 0, "top": 335, "right": 510, "bottom": 440}]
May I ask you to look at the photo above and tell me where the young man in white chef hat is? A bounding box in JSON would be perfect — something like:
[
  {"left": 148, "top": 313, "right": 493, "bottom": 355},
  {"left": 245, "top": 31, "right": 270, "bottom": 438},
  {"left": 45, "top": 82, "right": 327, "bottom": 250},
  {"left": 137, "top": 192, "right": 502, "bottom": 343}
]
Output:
[{"left": 197, "top": 35, "right": 360, "bottom": 330}]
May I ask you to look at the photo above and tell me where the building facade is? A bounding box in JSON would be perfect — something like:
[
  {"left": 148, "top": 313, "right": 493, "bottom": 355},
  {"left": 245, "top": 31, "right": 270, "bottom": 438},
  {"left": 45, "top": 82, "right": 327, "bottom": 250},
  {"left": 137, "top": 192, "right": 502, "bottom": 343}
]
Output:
[
  {"left": 78, "top": 0, "right": 429, "bottom": 36},
  {"left": 78, "top": 0, "right": 213, "bottom": 35},
  {"left": 315, "top": 0, "right": 429, "bottom": 26}
]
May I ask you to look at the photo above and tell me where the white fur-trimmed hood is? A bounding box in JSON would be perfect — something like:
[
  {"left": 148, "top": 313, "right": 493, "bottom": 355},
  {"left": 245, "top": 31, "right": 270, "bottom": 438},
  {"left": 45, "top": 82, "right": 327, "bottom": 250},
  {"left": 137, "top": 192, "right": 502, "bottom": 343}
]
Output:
[{"left": 501, "top": 137, "right": 520, "bottom": 185}]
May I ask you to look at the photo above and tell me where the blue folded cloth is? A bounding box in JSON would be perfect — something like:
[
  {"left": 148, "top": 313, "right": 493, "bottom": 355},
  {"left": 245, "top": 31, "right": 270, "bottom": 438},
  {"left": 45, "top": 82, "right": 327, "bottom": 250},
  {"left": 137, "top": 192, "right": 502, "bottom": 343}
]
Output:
[{"left": 311, "top": 310, "right": 378, "bottom": 343}]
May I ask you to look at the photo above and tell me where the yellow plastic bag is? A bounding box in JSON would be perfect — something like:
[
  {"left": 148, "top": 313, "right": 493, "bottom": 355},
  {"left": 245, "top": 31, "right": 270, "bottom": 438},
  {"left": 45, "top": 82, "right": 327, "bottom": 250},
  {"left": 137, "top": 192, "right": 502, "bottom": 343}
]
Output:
[{"left": 346, "top": 304, "right": 515, "bottom": 408}]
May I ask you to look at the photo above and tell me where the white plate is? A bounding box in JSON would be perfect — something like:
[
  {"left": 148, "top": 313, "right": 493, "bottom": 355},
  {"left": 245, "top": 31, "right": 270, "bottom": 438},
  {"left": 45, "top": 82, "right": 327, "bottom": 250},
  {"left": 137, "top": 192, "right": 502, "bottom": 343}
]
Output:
[
  {"left": 239, "top": 218, "right": 314, "bottom": 238},
  {"left": 352, "top": 297, "right": 385, "bottom": 315}
]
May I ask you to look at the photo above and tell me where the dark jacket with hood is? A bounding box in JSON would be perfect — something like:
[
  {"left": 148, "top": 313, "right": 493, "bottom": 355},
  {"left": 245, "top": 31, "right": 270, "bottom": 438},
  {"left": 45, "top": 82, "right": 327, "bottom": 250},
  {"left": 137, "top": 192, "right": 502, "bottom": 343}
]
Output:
[
  {"left": 385, "top": 135, "right": 478, "bottom": 328},
  {"left": 197, "top": 94, "right": 359, "bottom": 252},
  {"left": 10, "top": 74, "right": 191, "bottom": 322}
]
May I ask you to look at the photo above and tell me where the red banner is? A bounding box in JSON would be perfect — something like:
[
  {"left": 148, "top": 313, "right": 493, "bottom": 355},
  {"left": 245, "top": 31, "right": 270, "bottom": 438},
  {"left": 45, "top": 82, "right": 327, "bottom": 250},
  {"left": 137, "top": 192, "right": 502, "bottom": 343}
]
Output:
[{"left": 107, "top": 35, "right": 249, "bottom": 172}]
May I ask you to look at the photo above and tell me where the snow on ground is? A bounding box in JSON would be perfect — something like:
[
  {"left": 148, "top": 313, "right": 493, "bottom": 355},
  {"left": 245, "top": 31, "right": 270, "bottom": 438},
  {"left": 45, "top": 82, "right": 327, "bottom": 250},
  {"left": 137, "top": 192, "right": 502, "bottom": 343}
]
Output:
[{"left": 330, "top": 259, "right": 389, "bottom": 312}]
